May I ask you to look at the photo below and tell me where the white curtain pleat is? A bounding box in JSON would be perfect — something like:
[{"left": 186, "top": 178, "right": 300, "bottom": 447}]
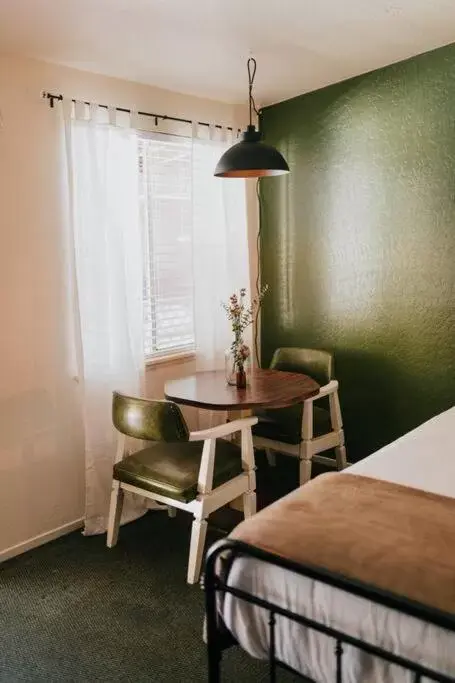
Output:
[
  {"left": 191, "top": 136, "right": 250, "bottom": 428},
  {"left": 63, "top": 102, "right": 147, "bottom": 534}
]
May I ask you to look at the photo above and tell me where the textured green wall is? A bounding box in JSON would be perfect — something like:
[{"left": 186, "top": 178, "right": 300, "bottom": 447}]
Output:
[{"left": 260, "top": 44, "right": 455, "bottom": 461}]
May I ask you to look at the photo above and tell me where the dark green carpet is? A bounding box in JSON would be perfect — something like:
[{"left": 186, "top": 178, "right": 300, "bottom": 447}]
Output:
[{"left": 0, "top": 455, "right": 327, "bottom": 682}]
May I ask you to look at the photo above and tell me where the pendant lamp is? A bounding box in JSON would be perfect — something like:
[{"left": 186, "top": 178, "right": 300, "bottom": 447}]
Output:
[{"left": 214, "top": 58, "right": 290, "bottom": 178}]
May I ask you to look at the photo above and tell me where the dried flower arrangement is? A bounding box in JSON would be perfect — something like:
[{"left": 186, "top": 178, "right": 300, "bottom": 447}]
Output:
[{"left": 222, "top": 285, "right": 268, "bottom": 387}]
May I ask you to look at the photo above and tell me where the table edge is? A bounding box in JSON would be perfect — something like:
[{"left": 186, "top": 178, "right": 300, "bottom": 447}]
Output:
[{"left": 163, "top": 386, "right": 320, "bottom": 411}]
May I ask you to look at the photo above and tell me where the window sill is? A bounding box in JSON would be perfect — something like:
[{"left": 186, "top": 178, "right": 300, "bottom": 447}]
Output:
[{"left": 145, "top": 350, "right": 196, "bottom": 368}]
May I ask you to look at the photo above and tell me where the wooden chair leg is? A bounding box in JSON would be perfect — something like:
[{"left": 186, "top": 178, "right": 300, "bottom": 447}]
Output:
[
  {"left": 243, "top": 491, "right": 256, "bottom": 519},
  {"left": 299, "top": 401, "right": 314, "bottom": 486},
  {"left": 329, "top": 389, "right": 343, "bottom": 431},
  {"left": 335, "top": 427, "right": 347, "bottom": 471},
  {"left": 187, "top": 517, "right": 208, "bottom": 585},
  {"left": 264, "top": 448, "right": 276, "bottom": 467},
  {"left": 335, "top": 443, "right": 347, "bottom": 470},
  {"left": 106, "top": 480, "right": 124, "bottom": 548},
  {"left": 241, "top": 426, "right": 257, "bottom": 501},
  {"left": 299, "top": 447, "right": 313, "bottom": 485},
  {"left": 330, "top": 390, "right": 347, "bottom": 471}
]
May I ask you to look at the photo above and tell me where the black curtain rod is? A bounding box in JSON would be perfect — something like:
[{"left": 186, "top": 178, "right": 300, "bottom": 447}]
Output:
[{"left": 42, "top": 92, "right": 241, "bottom": 133}]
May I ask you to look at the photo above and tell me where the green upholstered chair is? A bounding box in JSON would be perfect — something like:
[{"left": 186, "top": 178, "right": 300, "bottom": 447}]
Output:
[
  {"left": 107, "top": 392, "right": 258, "bottom": 584},
  {"left": 252, "top": 348, "right": 347, "bottom": 485}
]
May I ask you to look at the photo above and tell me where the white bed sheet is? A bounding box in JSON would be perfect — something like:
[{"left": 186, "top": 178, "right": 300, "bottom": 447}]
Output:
[{"left": 222, "top": 406, "right": 455, "bottom": 683}]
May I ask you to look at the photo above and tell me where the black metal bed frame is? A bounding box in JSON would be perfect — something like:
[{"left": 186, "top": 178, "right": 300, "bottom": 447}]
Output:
[{"left": 204, "top": 538, "right": 455, "bottom": 683}]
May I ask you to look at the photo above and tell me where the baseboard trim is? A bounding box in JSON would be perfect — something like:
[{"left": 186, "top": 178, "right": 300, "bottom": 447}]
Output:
[{"left": 0, "top": 518, "right": 84, "bottom": 563}]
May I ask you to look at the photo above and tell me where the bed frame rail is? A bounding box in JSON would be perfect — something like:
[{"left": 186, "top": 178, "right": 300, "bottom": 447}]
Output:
[{"left": 204, "top": 538, "right": 455, "bottom": 683}]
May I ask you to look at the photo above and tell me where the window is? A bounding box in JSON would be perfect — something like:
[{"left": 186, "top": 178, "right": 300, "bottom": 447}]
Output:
[{"left": 139, "top": 133, "right": 195, "bottom": 358}]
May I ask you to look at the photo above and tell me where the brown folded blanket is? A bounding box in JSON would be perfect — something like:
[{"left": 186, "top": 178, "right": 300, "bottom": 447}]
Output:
[{"left": 231, "top": 472, "right": 455, "bottom": 614}]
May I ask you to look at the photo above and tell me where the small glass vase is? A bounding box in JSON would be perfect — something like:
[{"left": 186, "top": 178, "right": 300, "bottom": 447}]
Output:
[{"left": 225, "top": 346, "right": 251, "bottom": 388}]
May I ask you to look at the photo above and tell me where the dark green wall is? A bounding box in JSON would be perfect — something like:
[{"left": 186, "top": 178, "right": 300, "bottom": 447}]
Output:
[{"left": 260, "top": 43, "right": 455, "bottom": 461}]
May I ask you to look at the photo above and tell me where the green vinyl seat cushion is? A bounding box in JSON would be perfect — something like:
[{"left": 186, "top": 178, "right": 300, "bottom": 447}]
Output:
[
  {"left": 113, "top": 438, "right": 243, "bottom": 503},
  {"left": 252, "top": 405, "right": 331, "bottom": 445}
]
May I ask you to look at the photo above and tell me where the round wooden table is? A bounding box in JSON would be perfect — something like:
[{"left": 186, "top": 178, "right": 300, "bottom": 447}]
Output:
[
  {"left": 164, "top": 367, "right": 320, "bottom": 413},
  {"left": 165, "top": 368, "right": 319, "bottom": 513}
]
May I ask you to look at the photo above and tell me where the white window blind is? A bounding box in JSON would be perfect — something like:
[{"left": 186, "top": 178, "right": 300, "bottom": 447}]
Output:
[{"left": 139, "top": 133, "right": 195, "bottom": 358}]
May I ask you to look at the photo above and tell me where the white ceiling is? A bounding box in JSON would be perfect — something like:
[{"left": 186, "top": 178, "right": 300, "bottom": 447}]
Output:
[{"left": 1, "top": 0, "right": 455, "bottom": 106}]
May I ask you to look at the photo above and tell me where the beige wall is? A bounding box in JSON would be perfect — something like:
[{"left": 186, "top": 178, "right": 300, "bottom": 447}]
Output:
[{"left": 0, "top": 54, "right": 248, "bottom": 560}]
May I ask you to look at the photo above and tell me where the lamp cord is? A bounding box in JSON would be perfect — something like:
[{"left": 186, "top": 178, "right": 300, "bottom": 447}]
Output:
[
  {"left": 247, "top": 58, "right": 260, "bottom": 127},
  {"left": 248, "top": 58, "right": 263, "bottom": 366},
  {"left": 254, "top": 177, "right": 262, "bottom": 367}
]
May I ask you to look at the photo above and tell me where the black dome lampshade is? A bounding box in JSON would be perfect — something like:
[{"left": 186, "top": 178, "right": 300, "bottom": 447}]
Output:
[{"left": 214, "top": 59, "right": 290, "bottom": 178}]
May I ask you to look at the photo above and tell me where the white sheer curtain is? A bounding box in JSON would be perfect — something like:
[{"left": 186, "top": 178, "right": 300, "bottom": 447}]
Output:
[
  {"left": 192, "top": 133, "right": 250, "bottom": 426},
  {"left": 61, "top": 104, "right": 250, "bottom": 532},
  {"left": 63, "top": 101, "right": 146, "bottom": 535}
]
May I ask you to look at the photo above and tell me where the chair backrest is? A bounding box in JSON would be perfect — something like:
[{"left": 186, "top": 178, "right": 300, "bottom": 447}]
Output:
[
  {"left": 112, "top": 392, "right": 189, "bottom": 442},
  {"left": 270, "top": 347, "right": 334, "bottom": 386}
]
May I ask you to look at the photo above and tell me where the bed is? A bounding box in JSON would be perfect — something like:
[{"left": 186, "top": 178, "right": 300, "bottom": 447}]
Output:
[{"left": 204, "top": 406, "right": 455, "bottom": 683}]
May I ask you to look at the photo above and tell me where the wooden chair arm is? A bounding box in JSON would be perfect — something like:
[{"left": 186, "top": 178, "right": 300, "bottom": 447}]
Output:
[
  {"left": 305, "top": 379, "right": 339, "bottom": 402},
  {"left": 189, "top": 417, "right": 258, "bottom": 442}
]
